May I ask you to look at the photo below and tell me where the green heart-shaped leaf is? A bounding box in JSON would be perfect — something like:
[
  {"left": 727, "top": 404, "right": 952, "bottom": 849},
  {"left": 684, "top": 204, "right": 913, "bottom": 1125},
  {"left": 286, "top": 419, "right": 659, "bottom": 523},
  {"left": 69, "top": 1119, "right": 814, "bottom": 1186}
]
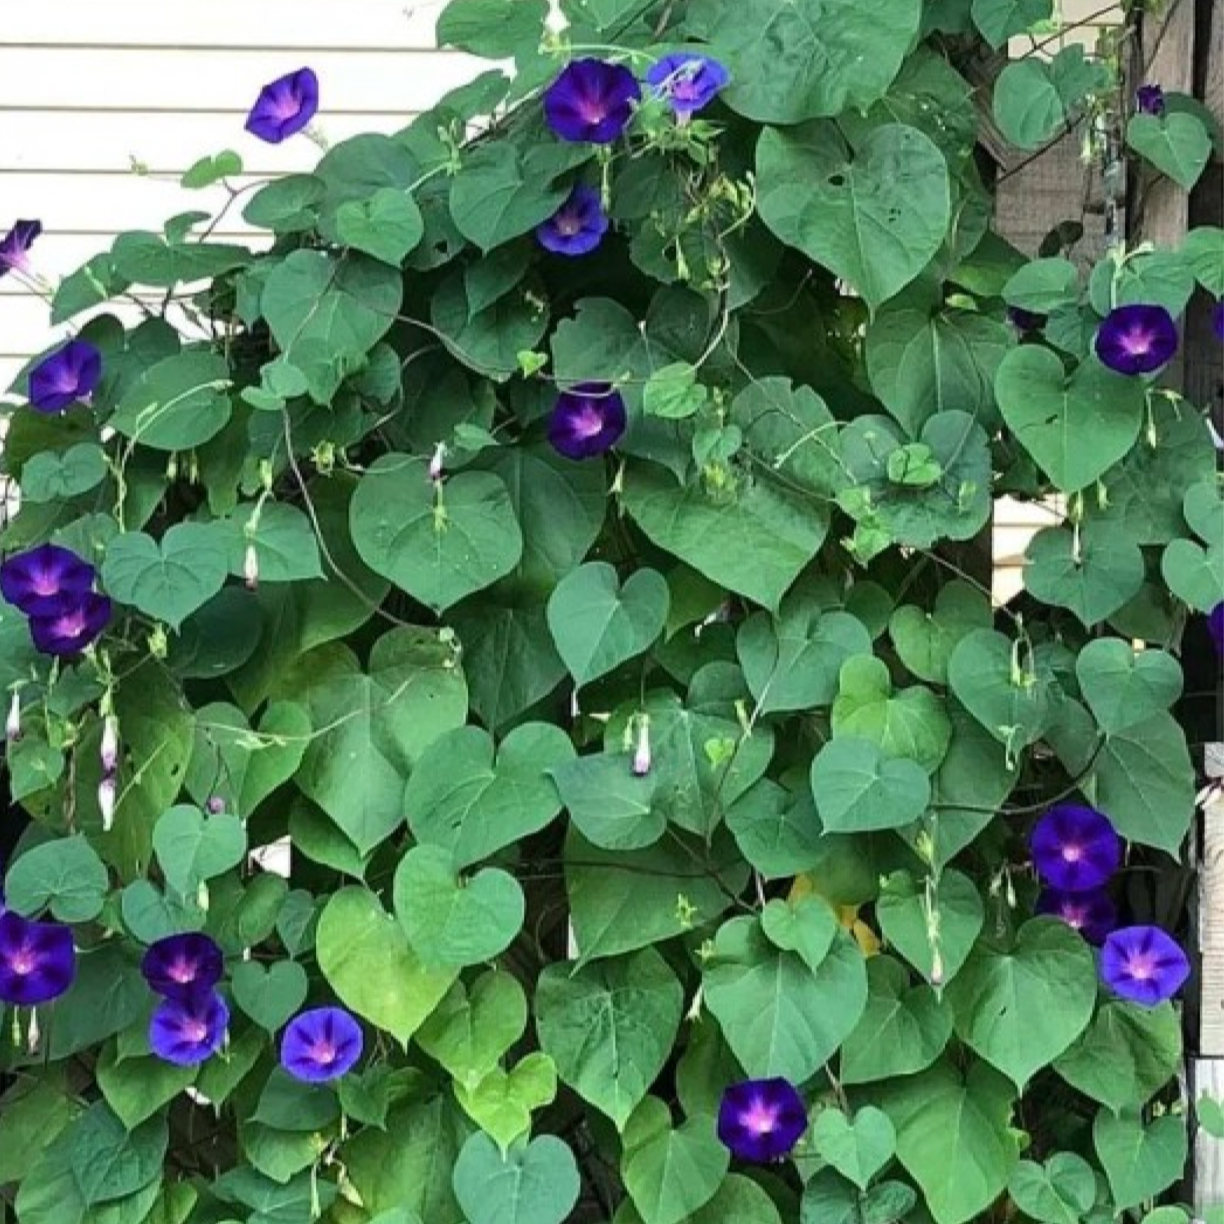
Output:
[
  {"left": 995, "top": 348, "right": 1145, "bottom": 493},
  {"left": 102, "top": 523, "right": 229, "bottom": 629},
  {"left": 622, "top": 1097, "right": 729, "bottom": 1224},
  {"left": 1094, "top": 1111, "right": 1187, "bottom": 1211},
  {"left": 877, "top": 869, "right": 983, "bottom": 986},
  {"left": 947, "top": 629, "right": 1052, "bottom": 753},
  {"left": 811, "top": 1106, "right": 896, "bottom": 1191},
  {"left": 231, "top": 960, "right": 309, "bottom": 1033},
  {"left": 1024, "top": 522, "right": 1145, "bottom": 627},
  {"left": 760, "top": 897, "right": 839, "bottom": 972},
  {"left": 109, "top": 351, "right": 233, "bottom": 451},
  {"left": 1075, "top": 638, "right": 1182, "bottom": 734},
  {"left": 452, "top": 1133, "right": 580, "bottom": 1224},
  {"left": 889, "top": 581, "right": 993, "bottom": 685},
  {"left": 454, "top": 1053, "right": 557, "bottom": 1152},
  {"left": 1127, "top": 111, "right": 1212, "bottom": 189},
  {"left": 316, "top": 887, "right": 457, "bottom": 1046},
  {"left": 405, "top": 722, "right": 574, "bottom": 869},
  {"left": 757, "top": 122, "right": 950, "bottom": 310},
  {"left": 810, "top": 737, "right": 932, "bottom": 833},
  {"left": 336, "top": 188, "right": 424, "bottom": 265},
  {"left": 546, "top": 563, "right": 670, "bottom": 687},
  {"left": 832, "top": 656, "right": 951, "bottom": 773},
  {"left": 151, "top": 805, "right": 247, "bottom": 895},
  {"left": 549, "top": 753, "right": 666, "bottom": 851},
  {"left": 393, "top": 845, "right": 525, "bottom": 967},
  {"left": 945, "top": 919, "right": 1096, "bottom": 1089},
  {"left": 1008, "top": 1152, "right": 1097, "bottom": 1224},
  {"left": 350, "top": 455, "right": 523, "bottom": 613},
  {"left": 1184, "top": 478, "right": 1223, "bottom": 543},
  {"left": 1161, "top": 537, "right": 1224, "bottom": 611},
  {"left": 416, "top": 972, "right": 529, "bottom": 1089}
]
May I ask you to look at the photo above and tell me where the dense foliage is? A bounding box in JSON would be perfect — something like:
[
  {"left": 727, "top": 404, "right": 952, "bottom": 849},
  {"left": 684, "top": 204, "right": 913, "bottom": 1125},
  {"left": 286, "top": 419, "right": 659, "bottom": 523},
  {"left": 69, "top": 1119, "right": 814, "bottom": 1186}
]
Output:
[{"left": 0, "top": 0, "right": 1221, "bottom": 1221}]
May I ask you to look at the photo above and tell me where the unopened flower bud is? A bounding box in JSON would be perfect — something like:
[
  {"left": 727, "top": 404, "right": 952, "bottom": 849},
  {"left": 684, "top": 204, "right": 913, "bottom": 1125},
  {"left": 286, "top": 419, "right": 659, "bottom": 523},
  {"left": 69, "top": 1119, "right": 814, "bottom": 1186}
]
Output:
[
  {"left": 98, "top": 775, "right": 117, "bottom": 832},
  {"left": 428, "top": 442, "right": 447, "bottom": 483},
  {"left": 632, "top": 715, "right": 652, "bottom": 777},
  {"left": 929, "top": 948, "right": 945, "bottom": 988},
  {"left": 5, "top": 692, "right": 21, "bottom": 743},
  {"left": 206, "top": 795, "right": 226, "bottom": 815},
  {"left": 26, "top": 1009, "right": 40, "bottom": 1055},
  {"left": 243, "top": 543, "right": 259, "bottom": 591},
  {"left": 100, "top": 715, "right": 119, "bottom": 775}
]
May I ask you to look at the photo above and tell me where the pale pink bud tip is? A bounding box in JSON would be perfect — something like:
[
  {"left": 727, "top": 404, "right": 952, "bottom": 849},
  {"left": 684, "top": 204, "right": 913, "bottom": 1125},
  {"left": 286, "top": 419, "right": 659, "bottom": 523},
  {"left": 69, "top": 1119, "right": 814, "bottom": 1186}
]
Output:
[
  {"left": 632, "top": 719, "right": 651, "bottom": 776},
  {"left": 428, "top": 442, "right": 447, "bottom": 482},
  {"left": 100, "top": 715, "right": 119, "bottom": 774},
  {"left": 98, "top": 776, "right": 117, "bottom": 832},
  {"left": 206, "top": 796, "right": 226, "bottom": 815},
  {"left": 5, "top": 693, "right": 21, "bottom": 742},
  {"left": 243, "top": 543, "right": 259, "bottom": 590}
]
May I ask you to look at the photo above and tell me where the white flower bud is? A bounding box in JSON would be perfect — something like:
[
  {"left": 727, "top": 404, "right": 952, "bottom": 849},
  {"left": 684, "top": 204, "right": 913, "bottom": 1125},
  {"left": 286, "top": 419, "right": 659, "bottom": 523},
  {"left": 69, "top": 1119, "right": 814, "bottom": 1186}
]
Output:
[
  {"left": 428, "top": 442, "right": 448, "bottom": 483},
  {"left": 98, "top": 775, "right": 117, "bottom": 832},
  {"left": 243, "top": 543, "right": 259, "bottom": 591},
  {"left": 632, "top": 715, "right": 652, "bottom": 777},
  {"left": 100, "top": 715, "right": 119, "bottom": 775},
  {"left": 5, "top": 692, "right": 21, "bottom": 743}
]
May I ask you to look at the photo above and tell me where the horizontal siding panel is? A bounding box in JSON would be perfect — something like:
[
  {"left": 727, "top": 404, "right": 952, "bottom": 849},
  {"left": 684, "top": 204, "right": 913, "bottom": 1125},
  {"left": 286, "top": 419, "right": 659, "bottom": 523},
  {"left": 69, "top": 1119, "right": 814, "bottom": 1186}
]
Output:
[
  {"left": 0, "top": 48, "right": 481, "bottom": 111},
  {"left": 0, "top": 296, "right": 214, "bottom": 360},
  {"left": 2, "top": 110, "right": 425, "bottom": 174},
  {"left": 6, "top": 0, "right": 453, "bottom": 49}
]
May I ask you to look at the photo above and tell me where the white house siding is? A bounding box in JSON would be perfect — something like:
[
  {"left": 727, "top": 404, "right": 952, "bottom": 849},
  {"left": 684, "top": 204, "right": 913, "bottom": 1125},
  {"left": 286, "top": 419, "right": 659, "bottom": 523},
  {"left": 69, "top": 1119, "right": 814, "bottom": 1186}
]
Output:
[{"left": 0, "top": 0, "right": 484, "bottom": 395}]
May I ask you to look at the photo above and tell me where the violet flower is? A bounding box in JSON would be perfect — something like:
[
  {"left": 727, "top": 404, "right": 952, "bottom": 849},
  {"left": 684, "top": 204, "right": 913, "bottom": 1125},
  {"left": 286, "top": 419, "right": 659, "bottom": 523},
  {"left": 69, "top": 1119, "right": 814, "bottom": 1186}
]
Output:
[
  {"left": 646, "top": 54, "right": 730, "bottom": 117},
  {"left": 717, "top": 1078, "right": 808, "bottom": 1163},
  {"left": 28, "top": 592, "right": 112, "bottom": 657},
  {"left": 245, "top": 68, "right": 319, "bottom": 144},
  {"left": 0, "top": 543, "right": 96, "bottom": 617},
  {"left": 1135, "top": 84, "right": 1166, "bottom": 116},
  {"left": 27, "top": 340, "right": 102, "bottom": 414},
  {"left": 0, "top": 220, "right": 41, "bottom": 280},
  {"left": 1036, "top": 887, "right": 1116, "bottom": 945},
  {"left": 149, "top": 989, "right": 229, "bottom": 1065},
  {"left": 544, "top": 59, "right": 641, "bottom": 144},
  {"left": 0, "top": 910, "right": 76, "bottom": 1006},
  {"left": 1100, "top": 925, "right": 1190, "bottom": 1007},
  {"left": 1030, "top": 803, "right": 1121, "bottom": 893},
  {"left": 141, "top": 932, "right": 224, "bottom": 1001},
  {"left": 536, "top": 186, "right": 609, "bottom": 257},
  {"left": 1214, "top": 301, "right": 1223, "bottom": 342},
  {"left": 547, "top": 382, "right": 627, "bottom": 460},
  {"left": 1209, "top": 603, "right": 1224, "bottom": 656},
  {"left": 1007, "top": 306, "right": 1046, "bottom": 334},
  {"left": 1094, "top": 304, "right": 1179, "bottom": 375},
  {"left": 280, "top": 1006, "right": 363, "bottom": 1082}
]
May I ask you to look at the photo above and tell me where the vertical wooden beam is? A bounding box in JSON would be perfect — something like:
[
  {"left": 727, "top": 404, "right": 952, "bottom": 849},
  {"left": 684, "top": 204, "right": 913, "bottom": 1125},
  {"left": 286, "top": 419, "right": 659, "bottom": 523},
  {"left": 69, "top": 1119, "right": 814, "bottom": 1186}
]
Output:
[{"left": 1197, "top": 747, "right": 1224, "bottom": 1213}]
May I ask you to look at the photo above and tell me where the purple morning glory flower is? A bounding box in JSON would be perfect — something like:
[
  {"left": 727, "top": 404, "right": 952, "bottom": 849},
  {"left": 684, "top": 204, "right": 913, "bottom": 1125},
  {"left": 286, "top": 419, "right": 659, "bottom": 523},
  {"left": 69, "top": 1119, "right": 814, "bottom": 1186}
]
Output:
[
  {"left": 1213, "top": 301, "right": 1223, "bottom": 342},
  {"left": 141, "top": 933, "right": 224, "bottom": 1001},
  {"left": 280, "top": 1006, "right": 363, "bottom": 1082},
  {"left": 149, "top": 989, "right": 229, "bottom": 1065},
  {"left": 0, "top": 544, "right": 96, "bottom": 617},
  {"left": 543, "top": 59, "right": 641, "bottom": 144},
  {"left": 1100, "top": 925, "right": 1190, "bottom": 1007},
  {"left": 0, "top": 910, "right": 76, "bottom": 1005},
  {"left": 1030, "top": 803, "right": 1122, "bottom": 893},
  {"left": 245, "top": 68, "right": 319, "bottom": 144},
  {"left": 1135, "top": 84, "right": 1166, "bottom": 116},
  {"left": 0, "top": 220, "right": 41, "bottom": 280},
  {"left": 1036, "top": 887, "right": 1117, "bottom": 945},
  {"left": 536, "top": 185, "right": 609, "bottom": 257},
  {"left": 1094, "top": 304, "right": 1179, "bottom": 375},
  {"left": 1007, "top": 306, "right": 1046, "bottom": 333},
  {"left": 717, "top": 1078, "right": 808, "bottom": 1164},
  {"left": 27, "top": 340, "right": 102, "bottom": 414},
  {"left": 646, "top": 54, "right": 730, "bottom": 117},
  {"left": 1209, "top": 604, "right": 1224, "bottom": 655},
  {"left": 547, "top": 382, "right": 627, "bottom": 460},
  {"left": 28, "top": 592, "right": 112, "bottom": 657}
]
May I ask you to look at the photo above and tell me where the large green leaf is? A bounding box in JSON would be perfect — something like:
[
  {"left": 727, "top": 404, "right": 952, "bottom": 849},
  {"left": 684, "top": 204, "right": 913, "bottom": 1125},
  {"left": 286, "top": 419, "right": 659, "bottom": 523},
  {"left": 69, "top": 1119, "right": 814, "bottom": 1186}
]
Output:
[
  {"left": 995, "top": 348, "right": 1145, "bottom": 493},
  {"left": 972, "top": 0, "right": 1053, "bottom": 47},
  {"left": 624, "top": 462, "right": 827, "bottom": 612},
  {"left": 437, "top": 0, "right": 550, "bottom": 58},
  {"left": 1024, "top": 522, "right": 1145, "bottom": 627},
  {"left": 811, "top": 1107, "right": 896, "bottom": 1192},
  {"left": 876, "top": 869, "right": 983, "bottom": 986},
  {"left": 404, "top": 722, "right": 574, "bottom": 869},
  {"left": 992, "top": 47, "right": 1110, "bottom": 149},
  {"left": 945, "top": 920, "right": 1096, "bottom": 1089},
  {"left": 840, "top": 956, "right": 953, "bottom": 1085},
  {"left": 875, "top": 1061, "right": 1018, "bottom": 1224},
  {"left": 692, "top": 0, "right": 921, "bottom": 124},
  {"left": 1127, "top": 111, "right": 1213, "bottom": 189},
  {"left": 947, "top": 629, "right": 1052, "bottom": 754},
  {"left": 757, "top": 122, "right": 950, "bottom": 310},
  {"left": 889, "top": 581, "right": 993, "bottom": 686},
  {"left": 261, "top": 250, "right": 402, "bottom": 404},
  {"left": 731, "top": 377, "right": 844, "bottom": 498},
  {"left": 549, "top": 753, "right": 667, "bottom": 851},
  {"left": 336, "top": 188, "right": 425, "bottom": 265},
  {"left": 285, "top": 629, "right": 468, "bottom": 857},
  {"left": 1075, "top": 638, "right": 1182, "bottom": 735},
  {"left": 621, "top": 1098, "right": 729, "bottom": 1224},
  {"left": 704, "top": 916, "right": 867, "bottom": 1082},
  {"left": 102, "top": 523, "right": 229, "bottom": 630},
  {"left": 4, "top": 835, "right": 109, "bottom": 923},
  {"left": 547, "top": 563, "right": 669, "bottom": 687},
  {"left": 152, "top": 805, "right": 246, "bottom": 895},
  {"left": 416, "top": 973, "right": 529, "bottom": 1089},
  {"left": 536, "top": 949, "right": 684, "bottom": 1130},
  {"left": 317, "top": 887, "right": 457, "bottom": 1046},
  {"left": 1007, "top": 1154, "right": 1096, "bottom": 1224},
  {"left": 810, "top": 737, "right": 932, "bottom": 833},
  {"left": 109, "top": 350, "right": 233, "bottom": 452},
  {"left": 452, "top": 1134, "right": 580, "bottom": 1224},
  {"left": 350, "top": 454, "right": 523, "bottom": 613},
  {"left": 1094, "top": 1112, "right": 1187, "bottom": 1211}
]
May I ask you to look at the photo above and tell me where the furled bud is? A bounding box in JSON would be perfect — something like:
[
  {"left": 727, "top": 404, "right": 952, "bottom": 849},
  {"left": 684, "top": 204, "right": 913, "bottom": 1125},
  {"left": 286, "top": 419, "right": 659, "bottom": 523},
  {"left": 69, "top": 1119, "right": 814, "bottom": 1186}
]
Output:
[
  {"left": 5, "top": 692, "right": 21, "bottom": 743},
  {"left": 206, "top": 795, "right": 226, "bottom": 816},
  {"left": 929, "top": 948, "right": 945, "bottom": 988},
  {"left": 100, "top": 714, "right": 119, "bottom": 775},
  {"left": 428, "top": 442, "right": 448, "bottom": 483},
  {"left": 98, "top": 775, "right": 117, "bottom": 833},
  {"left": 243, "top": 543, "right": 259, "bottom": 591},
  {"left": 632, "top": 714, "right": 651, "bottom": 776}
]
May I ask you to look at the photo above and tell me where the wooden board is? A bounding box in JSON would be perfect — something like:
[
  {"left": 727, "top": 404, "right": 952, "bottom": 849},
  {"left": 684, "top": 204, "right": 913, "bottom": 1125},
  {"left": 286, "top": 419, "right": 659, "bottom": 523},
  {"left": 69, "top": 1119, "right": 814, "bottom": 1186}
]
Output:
[{"left": 1196, "top": 1060, "right": 1224, "bottom": 1212}]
